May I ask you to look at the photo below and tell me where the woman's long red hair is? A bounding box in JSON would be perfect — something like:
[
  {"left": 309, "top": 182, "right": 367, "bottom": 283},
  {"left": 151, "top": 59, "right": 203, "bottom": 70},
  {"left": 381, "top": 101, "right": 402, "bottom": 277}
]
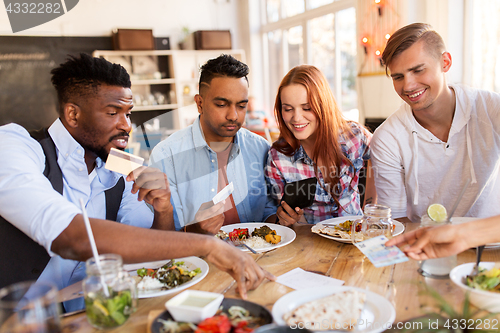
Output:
[{"left": 273, "top": 65, "right": 352, "bottom": 200}]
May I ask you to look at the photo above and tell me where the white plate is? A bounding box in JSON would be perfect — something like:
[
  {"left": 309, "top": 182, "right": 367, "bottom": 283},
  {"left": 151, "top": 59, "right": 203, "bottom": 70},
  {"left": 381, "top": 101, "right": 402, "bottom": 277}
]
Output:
[
  {"left": 312, "top": 216, "right": 405, "bottom": 243},
  {"left": 451, "top": 217, "right": 500, "bottom": 249},
  {"left": 123, "top": 256, "right": 209, "bottom": 299},
  {"left": 220, "top": 223, "right": 296, "bottom": 253},
  {"left": 272, "top": 286, "right": 396, "bottom": 333}
]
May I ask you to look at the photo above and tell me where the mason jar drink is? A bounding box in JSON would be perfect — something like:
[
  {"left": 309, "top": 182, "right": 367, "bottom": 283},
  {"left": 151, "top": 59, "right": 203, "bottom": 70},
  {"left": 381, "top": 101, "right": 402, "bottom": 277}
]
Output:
[
  {"left": 82, "top": 254, "right": 137, "bottom": 329},
  {"left": 351, "top": 204, "right": 395, "bottom": 244}
]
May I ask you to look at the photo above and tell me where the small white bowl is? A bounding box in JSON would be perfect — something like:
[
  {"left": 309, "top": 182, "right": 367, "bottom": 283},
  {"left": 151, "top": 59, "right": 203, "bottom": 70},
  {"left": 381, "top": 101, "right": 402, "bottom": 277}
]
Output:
[
  {"left": 165, "top": 290, "right": 224, "bottom": 323},
  {"left": 450, "top": 262, "right": 500, "bottom": 312}
]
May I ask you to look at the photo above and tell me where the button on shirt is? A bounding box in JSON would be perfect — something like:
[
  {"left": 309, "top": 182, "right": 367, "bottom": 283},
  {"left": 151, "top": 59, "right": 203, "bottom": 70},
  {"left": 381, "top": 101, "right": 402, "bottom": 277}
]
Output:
[
  {"left": 0, "top": 119, "right": 154, "bottom": 310},
  {"left": 265, "top": 122, "right": 372, "bottom": 223},
  {"left": 150, "top": 117, "right": 276, "bottom": 229}
]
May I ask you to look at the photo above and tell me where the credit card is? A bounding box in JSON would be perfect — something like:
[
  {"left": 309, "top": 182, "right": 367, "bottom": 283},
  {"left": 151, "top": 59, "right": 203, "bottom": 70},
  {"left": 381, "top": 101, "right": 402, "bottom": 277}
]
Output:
[
  {"left": 105, "top": 148, "right": 144, "bottom": 176},
  {"left": 212, "top": 182, "right": 234, "bottom": 204},
  {"left": 354, "top": 235, "right": 408, "bottom": 268}
]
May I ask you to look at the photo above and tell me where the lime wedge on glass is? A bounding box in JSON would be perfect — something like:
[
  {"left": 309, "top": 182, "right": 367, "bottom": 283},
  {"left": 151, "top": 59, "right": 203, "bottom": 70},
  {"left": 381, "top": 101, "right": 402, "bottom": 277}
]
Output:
[{"left": 427, "top": 204, "right": 448, "bottom": 222}]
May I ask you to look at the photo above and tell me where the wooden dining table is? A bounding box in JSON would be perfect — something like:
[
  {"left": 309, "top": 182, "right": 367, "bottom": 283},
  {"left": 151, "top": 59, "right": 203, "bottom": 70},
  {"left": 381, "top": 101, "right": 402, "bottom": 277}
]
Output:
[{"left": 59, "top": 219, "right": 500, "bottom": 332}]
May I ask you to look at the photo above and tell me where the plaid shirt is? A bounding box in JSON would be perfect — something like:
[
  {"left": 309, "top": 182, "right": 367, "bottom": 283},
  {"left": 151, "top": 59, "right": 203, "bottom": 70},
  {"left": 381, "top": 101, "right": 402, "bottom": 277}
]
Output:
[{"left": 264, "top": 122, "right": 372, "bottom": 223}]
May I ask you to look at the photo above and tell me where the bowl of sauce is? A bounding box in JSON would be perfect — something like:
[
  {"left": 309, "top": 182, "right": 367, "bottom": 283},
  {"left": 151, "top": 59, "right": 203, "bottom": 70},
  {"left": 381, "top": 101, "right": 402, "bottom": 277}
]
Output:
[{"left": 165, "top": 290, "right": 224, "bottom": 323}]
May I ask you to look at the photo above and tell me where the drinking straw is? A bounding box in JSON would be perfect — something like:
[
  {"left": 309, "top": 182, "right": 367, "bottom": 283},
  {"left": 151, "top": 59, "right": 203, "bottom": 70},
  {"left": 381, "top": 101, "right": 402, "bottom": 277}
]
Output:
[
  {"left": 79, "top": 198, "right": 109, "bottom": 297},
  {"left": 447, "top": 178, "right": 471, "bottom": 221}
]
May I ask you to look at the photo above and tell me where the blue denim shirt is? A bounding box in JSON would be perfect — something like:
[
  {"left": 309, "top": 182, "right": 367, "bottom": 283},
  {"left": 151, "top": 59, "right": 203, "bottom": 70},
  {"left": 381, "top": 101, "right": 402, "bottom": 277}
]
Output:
[{"left": 150, "top": 117, "right": 276, "bottom": 229}]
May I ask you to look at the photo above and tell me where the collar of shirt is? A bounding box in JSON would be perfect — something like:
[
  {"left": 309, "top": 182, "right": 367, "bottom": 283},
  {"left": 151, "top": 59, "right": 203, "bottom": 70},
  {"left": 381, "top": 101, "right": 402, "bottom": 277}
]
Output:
[
  {"left": 192, "top": 116, "right": 241, "bottom": 160},
  {"left": 47, "top": 118, "right": 121, "bottom": 189},
  {"left": 291, "top": 145, "right": 314, "bottom": 165}
]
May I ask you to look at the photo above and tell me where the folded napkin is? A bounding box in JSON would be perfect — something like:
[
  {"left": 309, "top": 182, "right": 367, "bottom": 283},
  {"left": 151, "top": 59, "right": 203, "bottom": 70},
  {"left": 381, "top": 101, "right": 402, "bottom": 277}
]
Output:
[{"left": 276, "top": 267, "right": 344, "bottom": 290}]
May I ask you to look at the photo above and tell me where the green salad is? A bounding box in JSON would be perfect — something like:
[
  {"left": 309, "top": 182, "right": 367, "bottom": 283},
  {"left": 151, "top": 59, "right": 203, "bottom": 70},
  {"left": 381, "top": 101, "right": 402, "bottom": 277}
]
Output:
[
  {"left": 85, "top": 289, "right": 134, "bottom": 328},
  {"left": 466, "top": 266, "right": 500, "bottom": 292}
]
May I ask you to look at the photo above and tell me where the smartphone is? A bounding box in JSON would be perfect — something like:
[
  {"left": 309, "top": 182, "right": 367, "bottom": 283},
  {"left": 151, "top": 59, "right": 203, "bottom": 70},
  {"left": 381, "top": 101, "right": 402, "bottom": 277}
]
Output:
[{"left": 281, "top": 177, "right": 317, "bottom": 209}]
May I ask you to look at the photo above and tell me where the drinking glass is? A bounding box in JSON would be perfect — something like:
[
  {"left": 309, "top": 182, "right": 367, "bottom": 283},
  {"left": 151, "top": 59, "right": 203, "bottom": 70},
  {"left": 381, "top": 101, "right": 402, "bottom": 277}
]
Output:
[
  {"left": 0, "top": 281, "right": 61, "bottom": 333},
  {"left": 351, "top": 204, "right": 395, "bottom": 243},
  {"left": 417, "top": 216, "right": 457, "bottom": 278},
  {"left": 83, "top": 254, "right": 137, "bottom": 329}
]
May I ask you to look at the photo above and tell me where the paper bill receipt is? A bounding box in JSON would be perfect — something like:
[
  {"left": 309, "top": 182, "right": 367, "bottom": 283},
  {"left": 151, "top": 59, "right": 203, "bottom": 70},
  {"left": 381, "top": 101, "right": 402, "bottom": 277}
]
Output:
[
  {"left": 354, "top": 235, "right": 408, "bottom": 268},
  {"left": 212, "top": 182, "right": 234, "bottom": 204},
  {"left": 105, "top": 148, "right": 145, "bottom": 176}
]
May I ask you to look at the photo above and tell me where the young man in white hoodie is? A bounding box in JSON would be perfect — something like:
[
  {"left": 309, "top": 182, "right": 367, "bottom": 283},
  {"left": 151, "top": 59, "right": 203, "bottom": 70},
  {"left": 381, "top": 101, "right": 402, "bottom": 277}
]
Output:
[{"left": 371, "top": 23, "right": 500, "bottom": 222}]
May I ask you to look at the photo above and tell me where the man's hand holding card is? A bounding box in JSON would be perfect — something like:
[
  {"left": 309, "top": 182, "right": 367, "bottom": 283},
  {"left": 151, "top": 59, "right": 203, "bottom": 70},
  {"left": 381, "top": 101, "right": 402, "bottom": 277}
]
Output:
[
  {"left": 105, "top": 148, "right": 172, "bottom": 220},
  {"left": 185, "top": 183, "right": 234, "bottom": 234}
]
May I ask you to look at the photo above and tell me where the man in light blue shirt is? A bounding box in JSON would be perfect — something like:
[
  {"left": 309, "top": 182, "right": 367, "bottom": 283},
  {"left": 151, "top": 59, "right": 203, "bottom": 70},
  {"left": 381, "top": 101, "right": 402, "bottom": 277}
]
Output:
[
  {"left": 0, "top": 54, "right": 274, "bottom": 310},
  {"left": 150, "top": 55, "right": 277, "bottom": 233}
]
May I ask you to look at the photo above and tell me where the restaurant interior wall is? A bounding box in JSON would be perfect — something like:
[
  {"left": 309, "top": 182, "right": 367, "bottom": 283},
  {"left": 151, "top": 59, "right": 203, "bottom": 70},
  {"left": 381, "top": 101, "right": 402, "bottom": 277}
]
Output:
[
  {"left": 0, "top": 0, "right": 248, "bottom": 136},
  {"left": 0, "top": 0, "right": 243, "bottom": 50},
  {"left": 0, "top": 0, "right": 474, "bottom": 132}
]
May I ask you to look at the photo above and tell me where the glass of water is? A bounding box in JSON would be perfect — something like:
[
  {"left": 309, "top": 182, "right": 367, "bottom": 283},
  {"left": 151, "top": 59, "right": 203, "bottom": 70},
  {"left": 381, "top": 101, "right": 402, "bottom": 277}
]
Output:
[
  {"left": 0, "top": 281, "right": 61, "bottom": 333},
  {"left": 417, "top": 215, "right": 457, "bottom": 278}
]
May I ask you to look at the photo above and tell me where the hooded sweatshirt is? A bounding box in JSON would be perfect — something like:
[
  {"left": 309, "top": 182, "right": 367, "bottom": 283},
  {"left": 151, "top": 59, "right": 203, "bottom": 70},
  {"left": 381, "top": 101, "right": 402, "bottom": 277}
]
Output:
[{"left": 371, "top": 84, "right": 500, "bottom": 222}]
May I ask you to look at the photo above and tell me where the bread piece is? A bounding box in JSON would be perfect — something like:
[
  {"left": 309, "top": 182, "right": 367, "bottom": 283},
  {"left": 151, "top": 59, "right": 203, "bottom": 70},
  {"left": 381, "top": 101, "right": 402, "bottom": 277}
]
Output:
[
  {"left": 312, "top": 224, "right": 363, "bottom": 242},
  {"left": 283, "top": 290, "right": 366, "bottom": 331}
]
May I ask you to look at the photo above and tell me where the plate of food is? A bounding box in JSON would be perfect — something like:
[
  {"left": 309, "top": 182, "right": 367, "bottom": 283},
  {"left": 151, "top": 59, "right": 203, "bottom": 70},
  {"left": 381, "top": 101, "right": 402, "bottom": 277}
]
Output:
[
  {"left": 124, "top": 256, "right": 209, "bottom": 299},
  {"left": 219, "top": 223, "right": 296, "bottom": 253},
  {"left": 311, "top": 216, "right": 405, "bottom": 244},
  {"left": 151, "top": 297, "right": 273, "bottom": 333},
  {"left": 272, "top": 286, "right": 395, "bottom": 333},
  {"left": 450, "top": 262, "right": 500, "bottom": 312}
]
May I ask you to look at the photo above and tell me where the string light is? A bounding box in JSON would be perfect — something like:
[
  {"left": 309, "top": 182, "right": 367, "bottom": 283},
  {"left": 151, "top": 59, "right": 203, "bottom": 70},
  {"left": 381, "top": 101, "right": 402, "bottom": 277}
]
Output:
[
  {"left": 361, "top": 36, "right": 370, "bottom": 54},
  {"left": 385, "top": 33, "right": 391, "bottom": 40},
  {"left": 374, "top": 0, "right": 383, "bottom": 16}
]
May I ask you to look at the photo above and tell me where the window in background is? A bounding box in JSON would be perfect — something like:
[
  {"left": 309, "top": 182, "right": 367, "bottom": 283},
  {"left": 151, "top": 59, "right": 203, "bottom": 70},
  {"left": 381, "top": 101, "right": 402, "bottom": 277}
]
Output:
[
  {"left": 337, "top": 7, "right": 357, "bottom": 112},
  {"left": 309, "top": 0, "right": 334, "bottom": 9},
  {"left": 283, "top": 0, "right": 305, "bottom": 18},
  {"left": 267, "top": 30, "right": 284, "bottom": 103},
  {"left": 287, "top": 26, "right": 304, "bottom": 69},
  {"left": 266, "top": 0, "right": 280, "bottom": 23},
  {"left": 310, "top": 13, "right": 336, "bottom": 100},
  {"left": 469, "top": 0, "right": 500, "bottom": 92},
  {"left": 261, "top": 0, "right": 357, "bottom": 118}
]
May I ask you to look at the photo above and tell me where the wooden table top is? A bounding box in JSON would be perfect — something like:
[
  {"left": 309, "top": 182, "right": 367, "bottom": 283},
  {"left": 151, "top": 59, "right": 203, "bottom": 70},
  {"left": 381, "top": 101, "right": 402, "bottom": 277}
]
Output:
[{"left": 60, "top": 219, "right": 500, "bottom": 332}]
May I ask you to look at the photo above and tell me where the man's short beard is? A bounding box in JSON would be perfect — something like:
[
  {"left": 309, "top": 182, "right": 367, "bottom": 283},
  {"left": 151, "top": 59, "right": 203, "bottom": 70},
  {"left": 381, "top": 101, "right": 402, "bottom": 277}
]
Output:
[{"left": 82, "top": 143, "right": 110, "bottom": 162}]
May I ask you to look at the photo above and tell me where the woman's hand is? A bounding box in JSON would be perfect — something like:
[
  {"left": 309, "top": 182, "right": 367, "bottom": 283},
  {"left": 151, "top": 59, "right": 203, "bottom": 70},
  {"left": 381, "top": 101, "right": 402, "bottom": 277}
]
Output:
[{"left": 276, "top": 201, "right": 304, "bottom": 226}]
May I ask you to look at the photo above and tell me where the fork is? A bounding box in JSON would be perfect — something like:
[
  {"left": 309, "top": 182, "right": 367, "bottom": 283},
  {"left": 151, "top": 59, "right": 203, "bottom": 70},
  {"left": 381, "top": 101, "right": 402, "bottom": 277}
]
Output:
[
  {"left": 464, "top": 245, "right": 485, "bottom": 283},
  {"left": 223, "top": 236, "right": 258, "bottom": 254}
]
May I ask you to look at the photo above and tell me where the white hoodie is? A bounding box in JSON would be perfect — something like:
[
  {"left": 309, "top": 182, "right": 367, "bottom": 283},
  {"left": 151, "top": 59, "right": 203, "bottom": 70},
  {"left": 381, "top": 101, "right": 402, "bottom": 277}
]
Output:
[{"left": 371, "top": 84, "right": 500, "bottom": 222}]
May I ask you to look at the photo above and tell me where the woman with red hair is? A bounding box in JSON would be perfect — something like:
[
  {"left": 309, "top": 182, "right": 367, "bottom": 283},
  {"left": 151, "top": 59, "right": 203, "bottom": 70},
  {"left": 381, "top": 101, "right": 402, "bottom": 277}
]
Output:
[{"left": 265, "top": 65, "right": 375, "bottom": 225}]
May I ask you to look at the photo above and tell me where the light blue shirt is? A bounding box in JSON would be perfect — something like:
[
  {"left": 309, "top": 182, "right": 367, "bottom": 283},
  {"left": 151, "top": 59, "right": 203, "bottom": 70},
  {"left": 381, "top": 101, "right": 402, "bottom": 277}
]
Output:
[
  {"left": 150, "top": 117, "right": 276, "bottom": 229},
  {"left": 0, "top": 119, "right": 153, "bottom": 310}
]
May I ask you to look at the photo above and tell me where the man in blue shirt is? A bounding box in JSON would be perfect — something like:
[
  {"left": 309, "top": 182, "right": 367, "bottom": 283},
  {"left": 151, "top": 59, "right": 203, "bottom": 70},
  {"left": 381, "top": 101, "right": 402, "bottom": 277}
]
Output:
[
  {"left": 0, "top": 54, "right": 273, "bottom": 309},
  {"left": 150, "top": 55, "right": 277, "bottom": 234}
]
